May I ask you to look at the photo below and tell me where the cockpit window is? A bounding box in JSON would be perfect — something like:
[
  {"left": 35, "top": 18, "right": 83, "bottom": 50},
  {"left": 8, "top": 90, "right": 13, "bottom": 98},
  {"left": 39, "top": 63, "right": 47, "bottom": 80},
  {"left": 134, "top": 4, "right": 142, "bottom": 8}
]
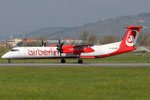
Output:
[{"left": 10, "top": 49, "right": 19, "bottom": 52}]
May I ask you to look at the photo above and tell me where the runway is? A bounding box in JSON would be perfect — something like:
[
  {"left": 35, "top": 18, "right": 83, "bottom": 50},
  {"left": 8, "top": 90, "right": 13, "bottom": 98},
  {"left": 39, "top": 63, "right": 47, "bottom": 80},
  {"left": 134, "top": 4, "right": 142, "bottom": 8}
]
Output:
[{"left": 0, "top": 63, "right": 150, "bottom": 67}]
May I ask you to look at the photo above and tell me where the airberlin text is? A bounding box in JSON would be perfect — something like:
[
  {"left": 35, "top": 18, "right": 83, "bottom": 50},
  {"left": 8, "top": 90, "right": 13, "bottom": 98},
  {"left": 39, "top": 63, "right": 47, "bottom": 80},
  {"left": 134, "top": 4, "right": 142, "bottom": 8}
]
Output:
[{"left": 28, "top": 48, "right": 59, "bottom": 56}]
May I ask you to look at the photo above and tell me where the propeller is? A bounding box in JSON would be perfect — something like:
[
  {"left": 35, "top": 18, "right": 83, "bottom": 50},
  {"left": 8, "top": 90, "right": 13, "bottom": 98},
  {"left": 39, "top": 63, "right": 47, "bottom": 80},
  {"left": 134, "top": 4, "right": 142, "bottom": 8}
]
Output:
[
  {"left": 41, "top": 40, "right": 46, "bottom": 47},
  {"left": 56, "top": 39, "right": 64, "bottom": 56}
]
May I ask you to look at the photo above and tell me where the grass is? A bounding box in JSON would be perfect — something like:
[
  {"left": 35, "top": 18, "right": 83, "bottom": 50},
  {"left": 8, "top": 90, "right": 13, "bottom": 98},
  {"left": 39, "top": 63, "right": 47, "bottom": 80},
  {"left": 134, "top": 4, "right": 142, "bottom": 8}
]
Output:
[
  {"left": 0, "top": 52, "right": 150, "bottom": 63},
  {"left": 0, "top": 67, "right": 150, "bottom": 100}
]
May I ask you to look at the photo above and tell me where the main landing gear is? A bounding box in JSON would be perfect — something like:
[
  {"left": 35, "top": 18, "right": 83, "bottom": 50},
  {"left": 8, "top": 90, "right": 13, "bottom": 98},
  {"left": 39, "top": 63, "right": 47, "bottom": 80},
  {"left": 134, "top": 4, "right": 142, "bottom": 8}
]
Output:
[
  {"left": 61, "top": 59, "right": 66, "bottom": 63},
  {"left": 8, "top": 59, "right": 12, "bottom": 64},
  {"left": 77, "top": 55, "right": 83, "bottom": 64},
  {"left": 60, "top": 59, "right": 83, "bottom": 64}
]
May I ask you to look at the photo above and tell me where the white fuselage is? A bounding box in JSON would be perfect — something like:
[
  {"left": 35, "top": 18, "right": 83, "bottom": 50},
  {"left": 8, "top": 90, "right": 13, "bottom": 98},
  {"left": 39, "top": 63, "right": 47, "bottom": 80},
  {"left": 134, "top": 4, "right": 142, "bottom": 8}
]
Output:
[{"left": 2, "top": 41, "right": 121, "bottom": 59}]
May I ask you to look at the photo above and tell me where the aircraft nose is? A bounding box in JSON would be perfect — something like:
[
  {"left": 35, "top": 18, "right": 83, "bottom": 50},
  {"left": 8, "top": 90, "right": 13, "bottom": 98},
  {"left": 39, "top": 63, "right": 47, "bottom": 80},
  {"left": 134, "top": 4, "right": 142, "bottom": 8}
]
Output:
[
  {"left": 1, "top": 54, "right": 9, "bottom": 59},
  {"left": 2, "top": 55, "right": 5, "bottom": 59}
]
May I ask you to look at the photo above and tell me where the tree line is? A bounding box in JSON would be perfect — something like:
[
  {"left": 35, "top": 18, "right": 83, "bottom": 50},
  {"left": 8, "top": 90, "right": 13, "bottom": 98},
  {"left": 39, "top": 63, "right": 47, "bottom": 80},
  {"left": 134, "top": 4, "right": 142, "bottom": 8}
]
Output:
[{"left": 15, "top": 30, "right": 150, "bottom": 46}]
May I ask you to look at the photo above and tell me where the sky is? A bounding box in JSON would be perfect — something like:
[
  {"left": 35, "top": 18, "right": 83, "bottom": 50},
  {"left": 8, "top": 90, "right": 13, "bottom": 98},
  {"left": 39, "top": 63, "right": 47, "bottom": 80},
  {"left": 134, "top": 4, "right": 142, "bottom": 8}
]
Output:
[{"left": 0, "top": 0, "right": 150, "bottom": 37}]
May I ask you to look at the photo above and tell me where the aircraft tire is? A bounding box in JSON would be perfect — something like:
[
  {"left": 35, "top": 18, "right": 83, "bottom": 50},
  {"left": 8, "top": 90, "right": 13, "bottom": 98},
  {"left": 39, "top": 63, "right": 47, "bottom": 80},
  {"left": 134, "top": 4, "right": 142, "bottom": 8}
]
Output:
[
  {"left": 78, "top": 59, "right": 83, "bottom": 64},
  {"left": 61, "top": 59, "right": 66, "bottom": 63},
  {"left": 8, "top": 59, "right": 12, "bottom": 64}
]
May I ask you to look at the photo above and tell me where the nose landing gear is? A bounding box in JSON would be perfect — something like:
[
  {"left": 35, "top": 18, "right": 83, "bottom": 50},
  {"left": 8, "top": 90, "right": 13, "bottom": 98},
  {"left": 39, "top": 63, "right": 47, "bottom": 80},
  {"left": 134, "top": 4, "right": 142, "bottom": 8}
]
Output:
[{"left": 8, "top": 59, "right": 12, "bottom": 64}]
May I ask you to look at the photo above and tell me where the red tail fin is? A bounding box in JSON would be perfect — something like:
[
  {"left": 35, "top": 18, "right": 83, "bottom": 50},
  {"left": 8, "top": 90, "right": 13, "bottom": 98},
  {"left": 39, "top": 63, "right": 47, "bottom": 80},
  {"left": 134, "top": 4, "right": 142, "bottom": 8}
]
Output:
[{"left": 120, "top": 26, "right": 142, "bottom": 48}]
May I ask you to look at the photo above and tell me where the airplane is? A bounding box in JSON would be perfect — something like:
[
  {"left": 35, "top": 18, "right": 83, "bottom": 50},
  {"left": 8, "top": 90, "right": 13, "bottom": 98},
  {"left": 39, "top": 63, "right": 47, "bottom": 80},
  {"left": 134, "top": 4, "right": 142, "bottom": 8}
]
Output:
[{"left": 1, "top": 26, "right": 142, "bottom": 64}]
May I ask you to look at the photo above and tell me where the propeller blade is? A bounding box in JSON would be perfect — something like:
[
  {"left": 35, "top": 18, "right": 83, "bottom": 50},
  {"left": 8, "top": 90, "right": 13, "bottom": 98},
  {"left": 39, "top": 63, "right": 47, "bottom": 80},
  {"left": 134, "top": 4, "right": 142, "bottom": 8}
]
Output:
[
  {"left": 58, "top": 39, "right": 61, "bottom": 44},
  {"left": 41, "top": 40, "right": 44, "bottom": 47},
  {"left": 56, "top": 39, "right": 64, "bottom": 56},
  {"left": 60, "top": 43, "right": 64, "bottom": 47}
]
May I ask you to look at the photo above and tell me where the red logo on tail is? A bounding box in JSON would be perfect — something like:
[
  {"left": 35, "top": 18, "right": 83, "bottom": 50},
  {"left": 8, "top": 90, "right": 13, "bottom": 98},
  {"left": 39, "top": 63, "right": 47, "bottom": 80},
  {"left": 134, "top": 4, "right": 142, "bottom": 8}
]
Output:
[
  {"left": 126, "top": 31, "right": 137, "bottom": 46},
  {"left": 127, "top": 35, "right": 134, "bottom": 43}
]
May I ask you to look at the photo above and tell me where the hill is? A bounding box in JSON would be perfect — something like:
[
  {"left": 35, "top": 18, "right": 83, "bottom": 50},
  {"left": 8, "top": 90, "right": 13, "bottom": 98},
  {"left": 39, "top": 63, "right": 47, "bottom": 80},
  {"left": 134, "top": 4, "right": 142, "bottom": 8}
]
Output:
[{"left": 21, "top": 13, "right": 150, "bottom": 39}]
